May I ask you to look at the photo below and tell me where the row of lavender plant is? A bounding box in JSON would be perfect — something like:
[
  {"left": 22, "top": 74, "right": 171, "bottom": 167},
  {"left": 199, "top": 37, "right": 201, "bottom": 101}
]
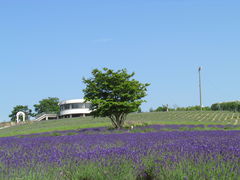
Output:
[
  {"left": 0, "top": 130, "right": 239, "bottom": 179},
  {"left": 14, "top": 124, "right": 240, "bottom": 138}
]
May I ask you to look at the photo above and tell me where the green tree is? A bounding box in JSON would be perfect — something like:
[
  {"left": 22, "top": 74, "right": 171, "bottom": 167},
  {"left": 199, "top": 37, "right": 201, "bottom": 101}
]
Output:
[
  {"left": 83, "top": 68, "right": 150, "bottom": 129},
  {"left": 9, "top": 105, "right": 33, "bottom": 122},
  {"left": 211, "top": 101, "right": 240, "bottom": 112},
  {"left": 34, "top": 97, "right": 60, "bottom": 116},
  {"left": 137, "top": 107, "right": 142, "bottom": 113},
  {"left": 149, "top": 107, "right": 154, "bottom": 112}
]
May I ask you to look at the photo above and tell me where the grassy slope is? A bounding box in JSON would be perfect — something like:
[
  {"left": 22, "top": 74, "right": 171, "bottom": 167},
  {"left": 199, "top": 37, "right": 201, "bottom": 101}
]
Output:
[{"left": 0, "top": 111, "right": 240, "bottom": 137}]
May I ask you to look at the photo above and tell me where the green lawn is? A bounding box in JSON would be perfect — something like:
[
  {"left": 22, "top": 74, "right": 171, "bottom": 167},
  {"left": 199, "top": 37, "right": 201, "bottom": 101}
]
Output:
[{"left": 0, "top": 111, "right": 240, "bottom": 137}]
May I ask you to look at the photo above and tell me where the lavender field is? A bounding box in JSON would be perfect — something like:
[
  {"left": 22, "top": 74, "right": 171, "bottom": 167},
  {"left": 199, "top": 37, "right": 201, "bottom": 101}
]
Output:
[{"left": 0, "top": 125, "right": 239, "bottom": 180}]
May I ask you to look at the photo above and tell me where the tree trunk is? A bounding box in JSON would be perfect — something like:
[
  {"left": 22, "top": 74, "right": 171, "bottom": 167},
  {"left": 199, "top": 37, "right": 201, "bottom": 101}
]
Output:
[
  {"left": 109, "top": 116, "right": 118, "bottom": 129},
  {"left": 109, "top": 113, "right": 127, "bottom": 129}
]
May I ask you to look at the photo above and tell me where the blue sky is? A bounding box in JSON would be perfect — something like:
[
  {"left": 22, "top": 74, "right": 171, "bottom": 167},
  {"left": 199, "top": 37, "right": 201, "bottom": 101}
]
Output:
[{"left": 1, "top": 0, "right": 240, "bottom": 122}]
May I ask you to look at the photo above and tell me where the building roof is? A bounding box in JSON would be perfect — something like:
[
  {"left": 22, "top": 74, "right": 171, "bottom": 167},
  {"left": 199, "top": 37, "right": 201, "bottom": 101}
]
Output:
[{"left": 59, "top": 99, "right": 90, "bottom": 105}]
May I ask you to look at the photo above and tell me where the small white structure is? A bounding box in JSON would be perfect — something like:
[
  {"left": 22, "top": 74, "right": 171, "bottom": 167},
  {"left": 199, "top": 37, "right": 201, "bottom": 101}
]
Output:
[
  {"left": 16, "top": 111, "right": 26, "bottom": 123},
  {"left": 59, "top": 99, "right": 91, "bottom": 118}
]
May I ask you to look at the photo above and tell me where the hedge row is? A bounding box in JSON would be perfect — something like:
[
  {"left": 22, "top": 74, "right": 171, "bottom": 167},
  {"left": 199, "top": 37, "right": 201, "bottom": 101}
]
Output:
[
  {"left": 152, "top": 101, "right": 240, "bottom": 112},
  {"left": 154, "top": 105, "right": 211, "bottom": 112},
  {"left": 211, "top": 101, "right": 240, "bottom": 112},
  {"left": 176, "top": 106, "right": 211, "bottom": 111}
]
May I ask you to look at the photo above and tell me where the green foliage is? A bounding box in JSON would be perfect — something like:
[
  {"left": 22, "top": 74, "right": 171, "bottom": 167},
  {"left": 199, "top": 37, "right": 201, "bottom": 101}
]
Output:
[
  {"left": 50, "top": 132, "right": 62, "bottom": 136},
  {"left": 34, "top": 97, "right": 60, "bottom": 116},
  {"left": 149, "top": 107, "right": 154, "bottom": 112},
  {"left": 136, "top": 155, "right": 239, "bottom": 180},
  {"left": 83, "top": 68, "right": 150, "bottom": 129},
  {"left": 211, "top": 101, "right": 240, "bottom": 112},
  {"left": 155, "top": 106, "right": 167, "bottom": 112},
  {"left": 153, "top": 105, "right": 211, "bottom": 112},
  {"left": 176, "top": 105, "right": 211, "bottom": 111},
  {"left": 155, "top": 104, "right": 173, "bottom": 112},
  {"left": 9, "top": 105, "right": 33, "bottom": 122},
  {"left": 137, "top": 107, "right": 142, "bottom": 113},
  {"left": 4, "top": 156, "right": 239, "bottom": 180},
  {"left": 62, "top": 160, "right": 136, "bottom": 180}
]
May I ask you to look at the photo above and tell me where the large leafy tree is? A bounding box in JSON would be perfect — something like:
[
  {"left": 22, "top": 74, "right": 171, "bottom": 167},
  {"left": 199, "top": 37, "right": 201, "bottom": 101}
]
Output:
[
  {"left": 9, "top": 105, "right": 33, "bottom": 122},
  {"left": 34, "top": 97, "right": 60, "bottom": 115},
  {"left": 83, "top": 68, "right": 150, "bottom": 129}
]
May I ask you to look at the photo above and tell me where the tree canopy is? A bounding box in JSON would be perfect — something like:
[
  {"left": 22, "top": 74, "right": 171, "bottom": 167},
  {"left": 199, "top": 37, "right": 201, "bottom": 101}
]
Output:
[
  {"left": 83, "top": 68, "right": 150, "bottom": 128},
  {"left": 9, "top": 105, "right": 33, "bottom": 122},
  {"left": 34, "top": 97, "right": 60, "bottom": 115}
]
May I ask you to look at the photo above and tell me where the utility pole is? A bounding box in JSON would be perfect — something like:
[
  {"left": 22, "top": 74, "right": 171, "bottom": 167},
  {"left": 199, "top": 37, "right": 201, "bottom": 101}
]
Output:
[{"left": 198, "top": 67, "right": 202, "bottom": 111}]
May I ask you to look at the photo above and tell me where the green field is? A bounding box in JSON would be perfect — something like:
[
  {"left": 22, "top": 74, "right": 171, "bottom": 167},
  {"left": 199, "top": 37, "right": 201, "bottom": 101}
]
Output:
[{"left": 0, "top": 111, "right": 240, "bottom": 137}]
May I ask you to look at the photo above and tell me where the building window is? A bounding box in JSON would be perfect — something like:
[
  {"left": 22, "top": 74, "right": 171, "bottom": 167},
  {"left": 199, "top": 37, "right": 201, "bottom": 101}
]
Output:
[
  {"left": 71, "top": 103, "right": 84, "bottom": 109},
  {"left": 64, "top": 104, "right": 70, "bottom": 110}
]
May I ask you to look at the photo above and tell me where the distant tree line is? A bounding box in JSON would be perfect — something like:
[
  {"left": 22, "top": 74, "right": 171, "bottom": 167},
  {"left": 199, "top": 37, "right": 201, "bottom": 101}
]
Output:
[
  {"left": 175, "top": 106, "right": 211, "bottom": 111},
  {"left": 154, "top": 104, "right": 172, "bottom": 112},
  {"left": 151, "top": 105, "right": 211, "bottom": 112},
  {"left": 211, "top": 101, "right": 240, "bottom": 112},
  {"left": 151, "top": 101, "right": 240, "bottom": 112}
]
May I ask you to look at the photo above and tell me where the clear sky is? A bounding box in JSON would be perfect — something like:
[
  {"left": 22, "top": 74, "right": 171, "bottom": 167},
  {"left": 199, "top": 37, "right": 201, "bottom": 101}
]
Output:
[{"left": 1, "top": 0, "right": 240, "bottom": 122}]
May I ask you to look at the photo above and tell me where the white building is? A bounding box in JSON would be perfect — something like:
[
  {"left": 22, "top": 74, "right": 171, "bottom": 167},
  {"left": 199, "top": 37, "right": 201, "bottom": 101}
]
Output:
[{"left": 59, "top": 99, "right": 91, "bottom": 118}]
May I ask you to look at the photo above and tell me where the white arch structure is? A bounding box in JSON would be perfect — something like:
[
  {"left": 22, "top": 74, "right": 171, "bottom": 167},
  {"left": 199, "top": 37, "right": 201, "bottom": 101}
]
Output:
[{"left": 16, "top": 111, "right": 26, "bottom": 123}]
